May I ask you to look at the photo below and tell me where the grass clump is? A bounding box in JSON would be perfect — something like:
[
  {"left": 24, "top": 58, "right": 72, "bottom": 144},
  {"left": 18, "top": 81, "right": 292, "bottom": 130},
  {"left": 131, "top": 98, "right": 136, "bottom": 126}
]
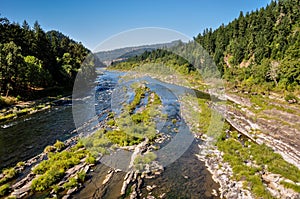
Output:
[
  {"left": 0, "top": 183, "right": 10, "bottom": 196},
  {"left": 63, "top": 177, "right": 78, "bottom": 190},
  {"left": 80, "top": 129, "right": 111, "bottom": 155},
  {"left": 106, "top": 130, "right": 143, "bottom": 146},
  {"left": 2, "top": 168, "right": 17, "bottom": 179},
  {"left": 280, "top": 181, "right": 300, "bottom": 193},
  {"left": 16, "top": 161, "right": 25, "bottom": 168},
  {"left": 31, "top": 148, "right": 88, "bottom": 192},
  {"left": 31, "top": 168, "right": 65, "bottom": 191},
  {"left": 53, "top": 140, "right": 65, "bottom": 151},
  {"left": 85, "top": 155, "right": 96, "bottom": 164},
  {"left": 134, "top": 152, "right": 157, "bottom": 170},
  {"left": 44, "top": 145, "right": 56, "bottom": 153},
  {"left": 76, "top": 171, "right": 86, "bottom": 183},
  {"left": 217, "top": 138, "right": 274, "bottom": 198}
]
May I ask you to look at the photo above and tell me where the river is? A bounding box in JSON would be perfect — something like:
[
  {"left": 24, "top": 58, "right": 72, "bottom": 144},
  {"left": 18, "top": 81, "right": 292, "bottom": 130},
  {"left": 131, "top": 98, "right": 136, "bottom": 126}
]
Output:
[{"left": 0, "top": 70, "right": 220, "bottom": 198}]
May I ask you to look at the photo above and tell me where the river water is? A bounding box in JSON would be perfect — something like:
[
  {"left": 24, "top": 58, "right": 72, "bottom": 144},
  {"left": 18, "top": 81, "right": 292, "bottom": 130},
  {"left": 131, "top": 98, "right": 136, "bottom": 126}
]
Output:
[
  {"left": 0, "top": 70, "right": 220, "bottom": 198},
  {"left": 0, "top": 105, "right": 75, "bottom": 170}
]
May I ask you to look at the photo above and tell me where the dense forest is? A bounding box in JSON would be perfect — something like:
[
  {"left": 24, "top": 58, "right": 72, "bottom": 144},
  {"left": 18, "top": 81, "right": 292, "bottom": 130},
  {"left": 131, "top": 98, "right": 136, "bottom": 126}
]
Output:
[
  {"left": 0, "top": 17, "right": 97, "bottom": 102},
  {"left": 196, "top": 0, "right": 300, "bottom": 93},
  {"left": 112, "top": 0, "right": 300, "bottom": 95}
]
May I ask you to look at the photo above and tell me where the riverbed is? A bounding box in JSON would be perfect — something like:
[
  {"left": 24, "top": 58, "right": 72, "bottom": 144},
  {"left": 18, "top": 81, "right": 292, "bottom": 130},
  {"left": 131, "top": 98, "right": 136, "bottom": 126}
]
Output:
[{"left": 0, "top": 70, "right": 221, "bottom": 198}]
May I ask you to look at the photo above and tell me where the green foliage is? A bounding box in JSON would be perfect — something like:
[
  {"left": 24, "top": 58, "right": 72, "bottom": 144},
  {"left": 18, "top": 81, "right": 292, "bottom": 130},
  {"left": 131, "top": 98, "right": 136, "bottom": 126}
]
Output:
[
  {"left": 2, "top": 168, "right": 17, "bottom": 179},
  {"left": 80, "top": 129, "right": 110, "bottom": 155},
  {"left": 44, "top": 145, "right": 56, "bottom": 153},
  {"left": 16, "top": 161, "right": 25, "bottom": 168},
  {"left": 31, "top": 168, "right": 65, "bottom": 191},
  {"left": 134, "top": 152, "right": 157, "bottom": 170},
  {"left": 0, "top": 183, "right": 10, "bottom": 196},
  {"left": 106, "top": 119, "right": 116, "bottom": 126},
  {"left": 33, "top": 150, "right": 86, "bottom": 175},
  {"left": 0, "top": 17, "right": 96, "bottom": 98},
  {"left": 284, "top": 93, "right": 298, "bottom": 103},
  {"left": 30, "top": 146, "right": 88, "bottom": 192},
  {"left": 103, "top": 84, "right": 163, "bottom": 147},
  {"left": 217, "top": 138, "right": 273, "bottom": 198},
  {"left": 280, "top": 181, "right": 300, "bottom": 193},
  {"left": 216, "top": 132, "right": 300, "bottom": 197},
  {"left": 53, "top": 140, "right": 65, "bottom": 151},
  {"left": 51, "top": 184, "right": 61, "bottom": 194},
  {"left": 63, "top": 177, "right": 78, "bottom": 190},
  {"left": 76, "top": 171, "right": 86, "bottom": 183},
  {"left": 85, "top": 155, "right": 96, "bottom": 164},
  {"left": 127, "top": 85, "right": 147, "bottom": 113},
  {"left": 105, "top": 130, "right": 143, "bottom": 146}
]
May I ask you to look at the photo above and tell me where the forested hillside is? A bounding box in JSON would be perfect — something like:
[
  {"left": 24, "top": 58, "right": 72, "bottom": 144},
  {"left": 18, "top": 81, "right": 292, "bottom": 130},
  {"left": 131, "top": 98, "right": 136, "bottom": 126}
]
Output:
[
  {"left": 195, "top": 0, "right": 300, "bottom": 93},
  {"left": 0, "top": 17, "right": 96, "bottom": 101},
  {"left": 112, "top": 0, "right": 300, "bottom": 96}
]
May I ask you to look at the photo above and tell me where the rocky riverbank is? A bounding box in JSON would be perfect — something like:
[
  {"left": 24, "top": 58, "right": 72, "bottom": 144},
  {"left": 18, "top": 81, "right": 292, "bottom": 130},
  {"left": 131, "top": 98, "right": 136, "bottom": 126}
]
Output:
[
  {"left": 0, "top": 95, "right": 73, "bottom": 123},
  {"left": 179, "top": 90, "right": 300, "bottom": 198}
]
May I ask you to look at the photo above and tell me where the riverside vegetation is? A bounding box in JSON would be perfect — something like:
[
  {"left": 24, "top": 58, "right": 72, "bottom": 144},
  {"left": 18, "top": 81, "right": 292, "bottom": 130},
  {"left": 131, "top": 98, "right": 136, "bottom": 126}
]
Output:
[
  {"left": 0, "top": 17, "right": 98, "bottom": 107},
  {"left": 1, "top": 0, "right": 299, "bottom": 198},
  {"left": 106, "top": 1, "right": 300, "bottom": 197},
  {"left": 0, "top": 82, "right": 167, "bottom": 198}
]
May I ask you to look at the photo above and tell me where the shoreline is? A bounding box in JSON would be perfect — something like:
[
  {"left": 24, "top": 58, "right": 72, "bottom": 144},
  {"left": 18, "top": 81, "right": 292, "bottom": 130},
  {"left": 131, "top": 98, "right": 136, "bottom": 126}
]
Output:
[{"left": 0, "top": 94, "right": 72, "bottom": 124}]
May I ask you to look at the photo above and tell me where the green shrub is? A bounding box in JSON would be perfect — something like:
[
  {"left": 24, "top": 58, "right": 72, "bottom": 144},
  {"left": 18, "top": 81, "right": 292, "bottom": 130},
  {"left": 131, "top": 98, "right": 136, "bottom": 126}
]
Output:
[
  {"left": 0, "top": 177, "right": 8, "bottom": 185},
  {"left": 106, "top": 119, "right": 116, "bottom": 126},
  {"left": 76, "top": 171, "right": 86, "bottom": 183},
  {"left": 134, "top": 152, "right": 157, "bottom": 166},
  {"left": 63, "top": 177, "right": 78, "bottom": 190},
  {"left": 280, "top": 181, "right": 300, "bottom": 193},
  {"left": 285, "top": 93, "right": 298, "bottom": 103},
  {"left": 51, "top": 184, "right": 61, "bottom": 194},
  {"left": 16, "top": 161, "right": 25, "bottom": 167},
  {"left": 73, "top": 142, "right": 84, "bottom": 150},
  {"left": 33, "top": 151, "right": 84, "bottom": 175},
  {"left": 85, "top": 155, "right": 96, "bottom": 164},
  {"left": 0, "top": 183, "right": 10, "bottom": 196},
  {"left": 2, "top": 168, "right": 17, "bottom": 179},
  {"left": 53, "top": 140, "right": 65, "bottom": 151},
  {"left": 44, "top": 145, "right": 56, "bottom": 153},
  {"left": 31, "top": 168, "right": 65, "bottom": 191}
]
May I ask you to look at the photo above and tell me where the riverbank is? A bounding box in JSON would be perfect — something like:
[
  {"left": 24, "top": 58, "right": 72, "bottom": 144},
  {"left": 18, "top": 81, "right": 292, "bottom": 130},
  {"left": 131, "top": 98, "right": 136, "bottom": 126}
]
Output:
[
  {"left": 179, "top": 93, "right": 300, "bottom": 198},
  {"left": 0, "top": 94, "right": 72, "bottom": 123},
  {"left": 2, "top": 69, "right": 300, "bottom": 198},
  {"left": 107, "top": 68, "right": 300, "bottom": 198}
]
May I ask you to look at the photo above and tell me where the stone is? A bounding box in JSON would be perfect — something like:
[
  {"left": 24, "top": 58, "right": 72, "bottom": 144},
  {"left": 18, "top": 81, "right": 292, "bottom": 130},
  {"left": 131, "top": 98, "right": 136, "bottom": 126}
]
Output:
[
  {"left": 67, "top": 187, "right": 77, "bottom": 195},
  {"left": 146, "top": 185, "right": 157, "bottom": 191},
  {"left": 83, "top": 165, "right": 90, "bottom": 173},
  {"left": 159, "top": 193, "right": 166, "bottom": 198},
  {"left": 62, "top": 194, "right": 70, "bottom": 199}
]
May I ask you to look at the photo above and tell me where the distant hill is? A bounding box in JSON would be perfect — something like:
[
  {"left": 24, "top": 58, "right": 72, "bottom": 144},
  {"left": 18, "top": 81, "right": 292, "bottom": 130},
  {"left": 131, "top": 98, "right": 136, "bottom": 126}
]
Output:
[{"left": 95, "top": 40, "right": 181, "bottom": 66}]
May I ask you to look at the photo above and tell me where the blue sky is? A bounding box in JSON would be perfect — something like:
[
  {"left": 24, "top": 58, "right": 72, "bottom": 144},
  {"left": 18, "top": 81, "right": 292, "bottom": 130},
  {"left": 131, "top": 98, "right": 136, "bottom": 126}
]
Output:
[{"left": 1, "top": 0, "right": 270, "bottom": 51}]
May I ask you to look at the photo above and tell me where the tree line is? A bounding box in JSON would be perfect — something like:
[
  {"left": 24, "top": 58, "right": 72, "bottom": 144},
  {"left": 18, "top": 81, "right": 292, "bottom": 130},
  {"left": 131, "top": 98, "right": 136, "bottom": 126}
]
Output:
[
  {"left": 0, "top": 17, "right": 97, "bottom": 98},
  {"left": 195, "top": 0, "right": 300, "bottom": 93},
  {"left": 112, "top": 0, "right": 300, "bottom": 94}
]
